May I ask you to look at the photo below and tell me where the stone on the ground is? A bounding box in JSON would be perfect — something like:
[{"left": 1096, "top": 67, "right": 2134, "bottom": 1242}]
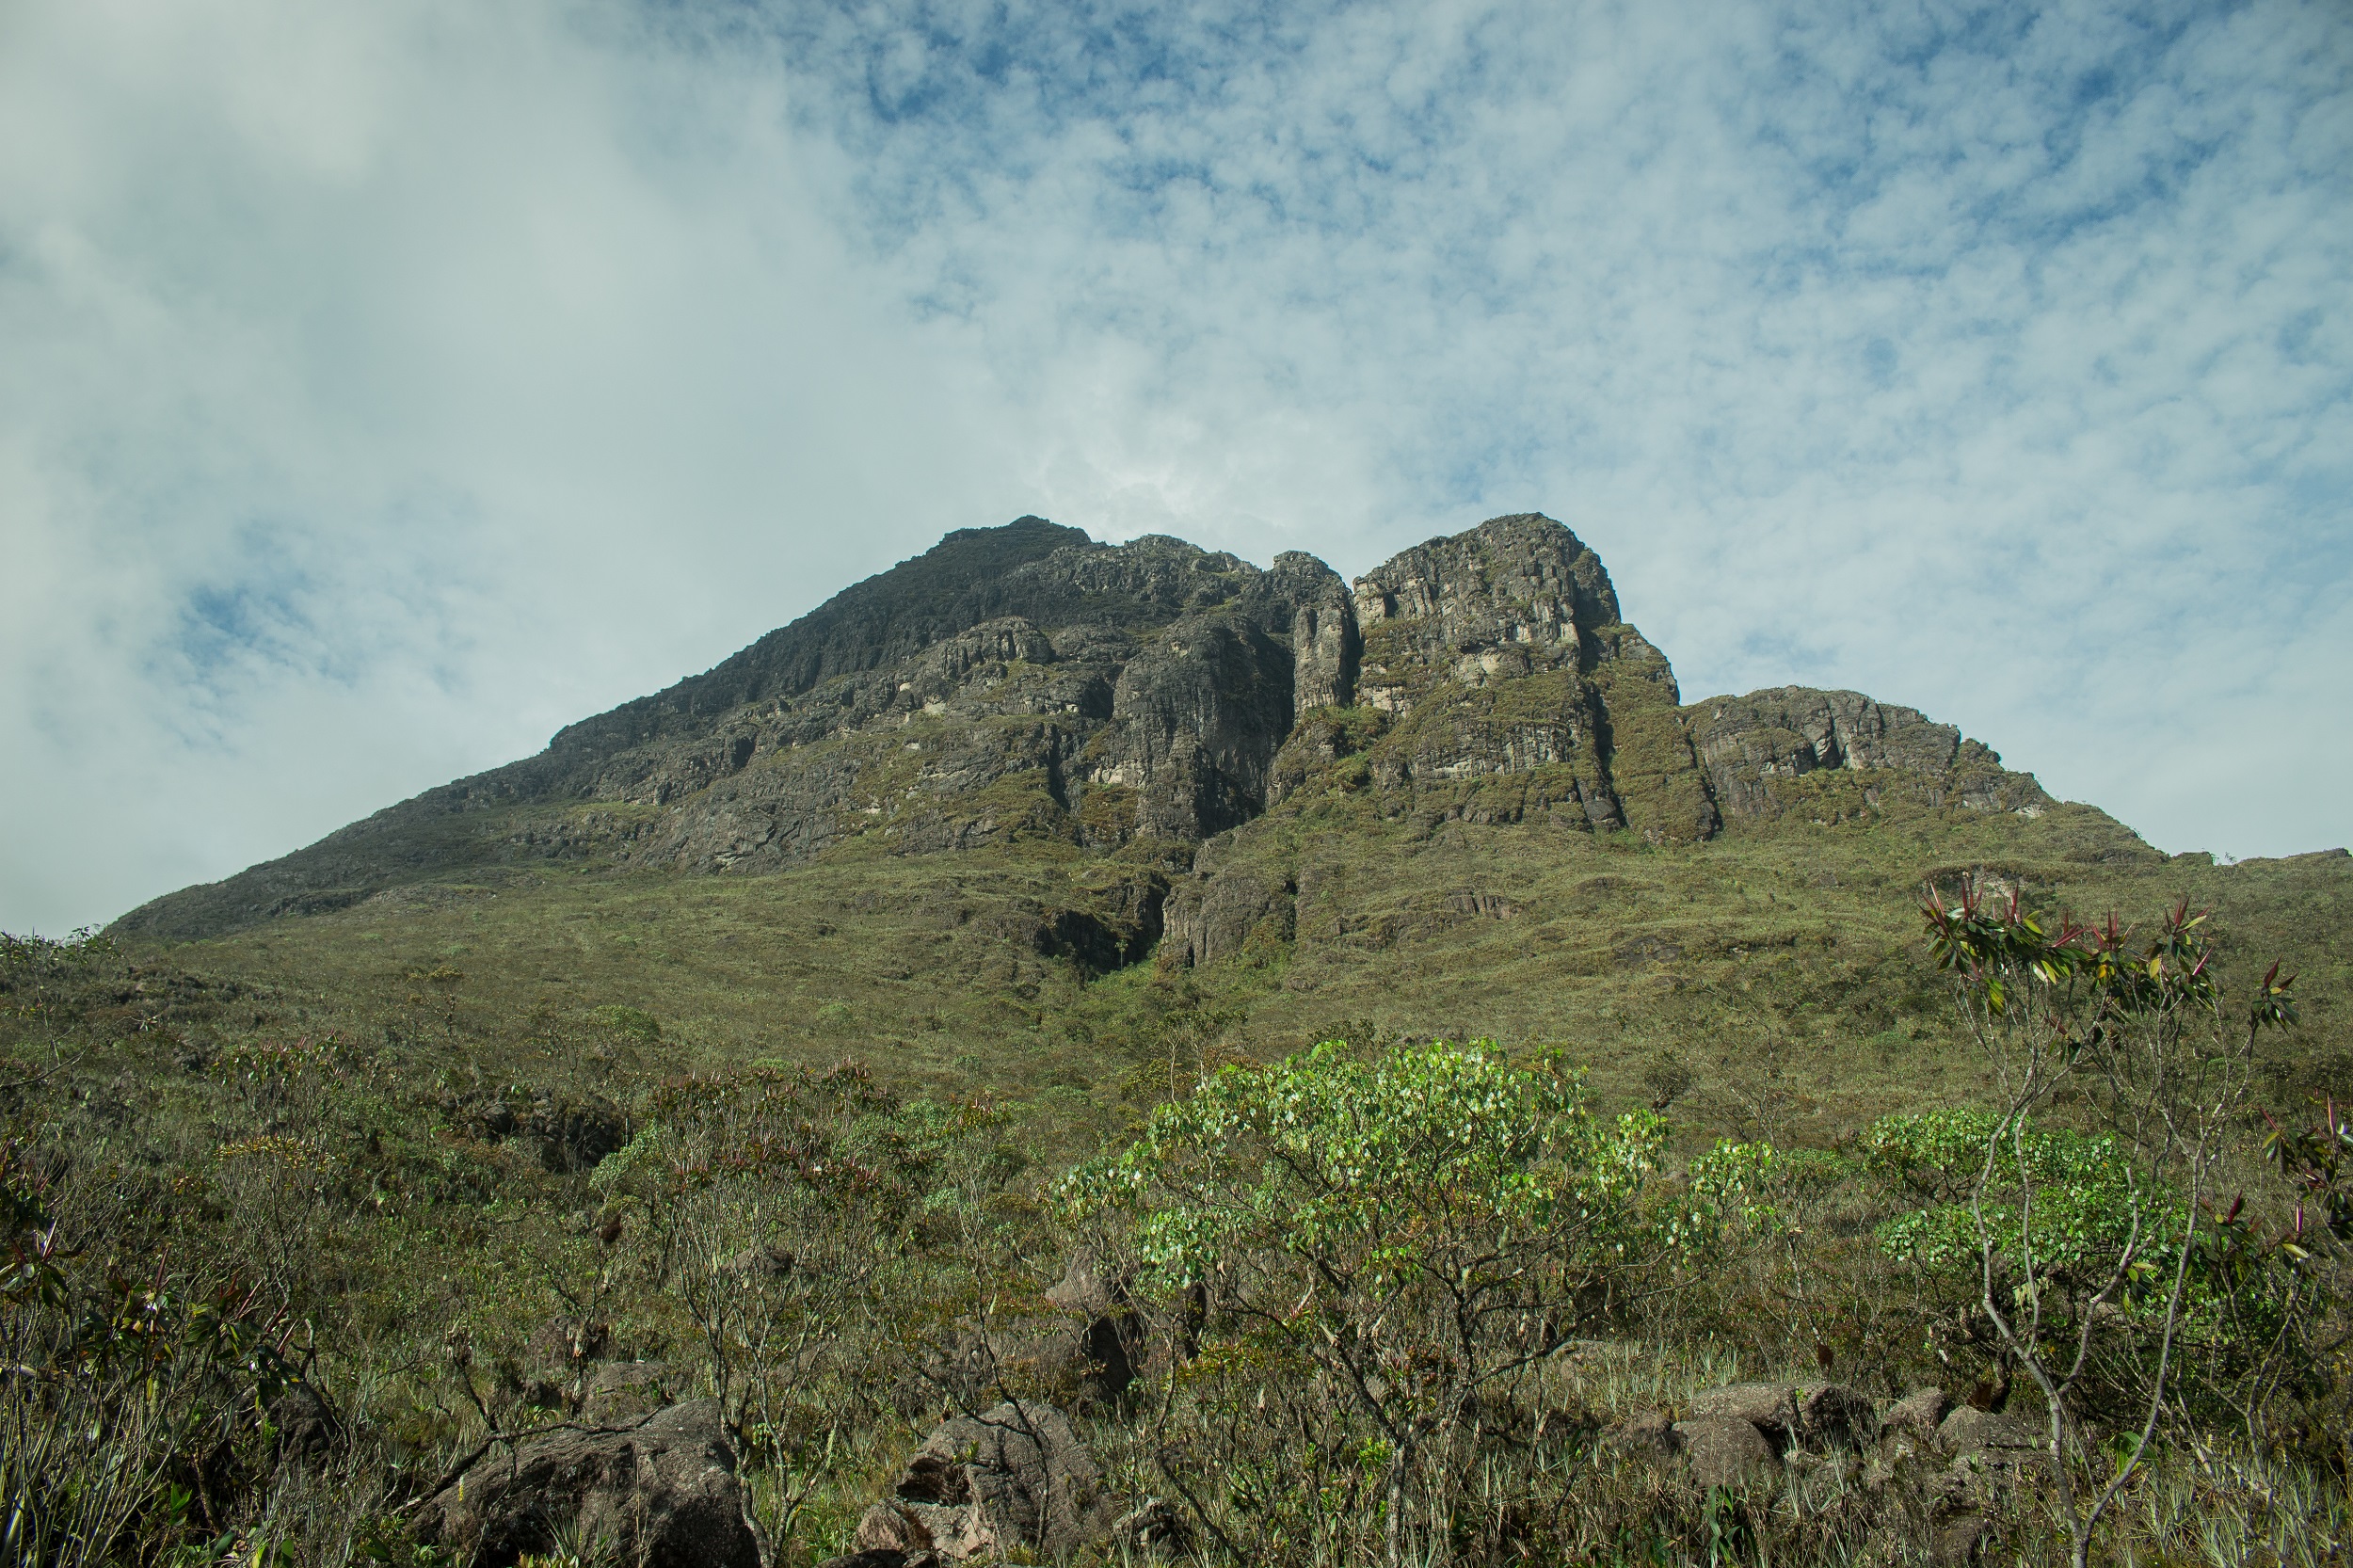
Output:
[
  {"left": 856, "top": 1400, "right": 1112, "bottom": 1562},
  {"left": 1686, "top": 1382, "right": 1799, "bottom": 1440},
  {"left": 1042, "top": 1252, "right": 1120, "bottom": 1316},
  {"left": 1674, "top": 1416, "right": 1781, "bottom": 1487},
  {"left": 1798, "top": 1384, "right": 1876, "bottom": 1448},
  {"left": 897, "top": 1298, "right": 1135, "bottom": 1418},
  {"left": 1604, "top": 1407, "right": 1681, "bottom": 1461},
  {"left": 411, "top": 1398, "right": 760, "bottom": 1568},
  {"left": 1042, "top": 1254, "right": 1141, "bottom": 1409},
  {"left": 1936, "top": 1406, "right": 2044, "bottom": 1459},
  {"left": 264, "top": 1380, "right": 341, "bottom": 1462},
  {"left": 1935, "top": 1406, "right": 2050, "bottom": 1508},
  {"left": 1882, "top": 1386, "right": 1952, "bottom": 1441},
  {"left": 1934, "top": 1510, "right": 1991, "bottom": 1565}
]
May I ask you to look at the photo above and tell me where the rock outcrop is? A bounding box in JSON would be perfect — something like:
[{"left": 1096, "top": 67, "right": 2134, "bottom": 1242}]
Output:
[
  {"left": 1605, "top": 1371, "right": 2051, "bottom": 1563},
  {"left": 851, "top": 1401, "right": 1112, "bottom": 1563},
  {"left": 1608, "top": 1378, "right": 1893, "bottom": 1491},
  {"left": 1677, "top": 1416, "right": 1782, "bottom": 1486},
  {"left": 1683, "top": 1381, "right": 1801, "bottom": 1440},
  {"left": 1689, "top": 688, "right": 2041, "bottom": 821},
  {"left": 885, "top": 1256, "right": 1144, "bottom": 1421},
  {"left": 115, "top": 512, "right": 2102, "bottom": 943},
  {"left": 1881, "top": 1385, "right": 1952, "bottom": 1442},
  {"left": 1935, "top": 1405, "right": 2048, "bottom": 1480},
  {"left": 410, "top": 1398, "right": 761, "bottom": 1568}
]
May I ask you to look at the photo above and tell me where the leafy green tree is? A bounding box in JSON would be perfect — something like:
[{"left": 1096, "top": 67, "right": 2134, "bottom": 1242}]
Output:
[
  {"left": 1866, "top": 1109, "right": 2149, "bottom": 1281},
  {"left": 1065, "top": 1039, "right": 1673, "bottom": 1565}
]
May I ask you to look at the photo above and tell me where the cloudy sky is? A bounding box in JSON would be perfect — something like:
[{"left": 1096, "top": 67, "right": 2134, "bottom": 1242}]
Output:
[{"left": 1, "top": 0, "right": 2346, "bottom": 933}]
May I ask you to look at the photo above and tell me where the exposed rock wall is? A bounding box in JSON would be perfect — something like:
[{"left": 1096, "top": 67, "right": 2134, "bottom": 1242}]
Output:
[
  {"left": 113, "top": 513, "right": 2073, "bottom": 942},
  {"left": 1268, "top": 552, "right": 1360, "bottom": 716},
  {"left": 1689, "top": 688, "right": 2045, "bottom": 821},
  {"left": 1351, "top": 513, "right": 1620, "bottom": 665}
]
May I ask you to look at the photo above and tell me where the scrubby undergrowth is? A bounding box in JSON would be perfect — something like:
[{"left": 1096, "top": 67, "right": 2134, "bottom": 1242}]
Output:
[{"left": 5, "top": 884, "right": 2352, "bottom": 1567}]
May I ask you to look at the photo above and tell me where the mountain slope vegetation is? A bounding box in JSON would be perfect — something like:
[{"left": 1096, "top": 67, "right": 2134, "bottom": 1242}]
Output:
[{"left": 4, "top": 513, "right": 2346, "bottom": 1565}]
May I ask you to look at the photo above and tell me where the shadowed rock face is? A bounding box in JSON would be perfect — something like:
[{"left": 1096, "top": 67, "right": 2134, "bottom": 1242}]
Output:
[
  {"left": 113, "top": 513, "right": 2066, "bottom": 943},
  {"left": 856, "top": 1400, "right": 1112, "bottom": 1563},
  {"left": 1689, "top": 688, "right": 2036, "bottom": 820}
]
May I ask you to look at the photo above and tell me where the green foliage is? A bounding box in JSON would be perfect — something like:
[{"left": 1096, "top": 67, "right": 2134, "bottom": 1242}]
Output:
[
  {"left": 75, "top": 786, "right": 2346, "bottom": 1161},
  {"left": 1, "top": 1137, "right": 330, "bottom": 1567},
  {"left": 1864, "top": 1110, "right": 2155, "bottom": 1278},
  {"left": 1067, "top": 1038, "right": 1670, "bottom": 1292},
  {"left": 0, "top": 789, "right": 2346, "bottom": 1563},
  {"left": 0, "top": 927, "right": 120, "bottom": 1032},
  {"left": 1910, "top": 884, "right": 2329, "bottom": 1568},
  {"left": 1064, "top": 1040, "right": 1711, "bottom": 1560},
  {"left": 587, "top": 1121, "right": 675, "bottom": 1203},
  {"left": 1678, "top": 1138, "right": 1781, "bottom": 1249}
]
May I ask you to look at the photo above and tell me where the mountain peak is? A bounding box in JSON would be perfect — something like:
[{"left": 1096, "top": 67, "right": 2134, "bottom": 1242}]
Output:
[
  {"left": 1353, "top": 511, "right": 1628, "bottom": 674},
  {"left": 937, "top": 514, "right": 1085, "bottom": 548},
  {"left": 110, "top": 513, "right": 2113, "bottom": 942}
]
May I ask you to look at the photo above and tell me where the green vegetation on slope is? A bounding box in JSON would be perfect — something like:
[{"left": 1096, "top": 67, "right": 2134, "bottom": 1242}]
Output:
[
  {"left": 120, "top": 788, "right": 2352, "bottom": 1160},
  {"left": 5, "top": 877, "right": 2351, "bottom": 1564},
  {"left": 16, "top": 510, "right": 2351, "bottom": 1562}
]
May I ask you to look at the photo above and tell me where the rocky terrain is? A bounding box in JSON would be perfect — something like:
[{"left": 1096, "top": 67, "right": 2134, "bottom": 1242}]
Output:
[{"left": 114, "top": 514, "right": 2079, "bottom": 945}]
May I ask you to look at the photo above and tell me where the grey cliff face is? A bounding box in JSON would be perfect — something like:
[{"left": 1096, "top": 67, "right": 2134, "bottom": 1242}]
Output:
[
  {"left": 1095, "top": 614, "right": 1294, "bottom": 840},
  {"left": 1267, "top": 552, "right": 1361, "bottom": 717},
  {"left": 1689, "top": 688, "right": 2041, "bottom": 821},
  {"left": 111, "top": 513, "right": 2071, "bottom": 943},
  {"left": 1351, "top": 513, "right": 1621, "bottom": 671},
  {"left": 618, "top": 536, "right": 1345, "bottom": 867}
]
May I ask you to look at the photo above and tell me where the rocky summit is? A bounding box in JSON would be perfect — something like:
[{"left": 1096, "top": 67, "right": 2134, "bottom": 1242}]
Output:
[{"left": 118, "top": 513, "right": 2063, "bottom": 943}]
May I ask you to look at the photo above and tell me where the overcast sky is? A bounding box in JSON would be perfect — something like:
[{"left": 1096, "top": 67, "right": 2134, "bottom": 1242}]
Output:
[{"left": 2, "top": 0, "right": 2346, "bottom": 933}]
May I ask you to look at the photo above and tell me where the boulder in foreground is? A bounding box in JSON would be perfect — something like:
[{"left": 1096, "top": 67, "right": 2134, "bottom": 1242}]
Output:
[
  {"left": 410, "top": 1398, "right": 760, "bottom": 1568},
  {"left": 852, "top": 1400, "right": 1112, "bottom": 1562}
]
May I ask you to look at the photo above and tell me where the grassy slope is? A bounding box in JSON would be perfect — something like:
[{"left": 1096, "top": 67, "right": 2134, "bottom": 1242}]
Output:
[
  {"left": 24, "top": 770, "right": 2352, "bottom": 1565},
  {"left": 127, "top": 775, "right": 2353, "bottom": 1166}
]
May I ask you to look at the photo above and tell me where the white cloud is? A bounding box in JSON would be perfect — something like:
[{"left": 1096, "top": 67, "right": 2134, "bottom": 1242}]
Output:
[
  {"left": 0, "top": 0, "right": 1021, "bottom": 930},
  {"left": 0, "top": 0, "right": 2345, "bottom": 930}
]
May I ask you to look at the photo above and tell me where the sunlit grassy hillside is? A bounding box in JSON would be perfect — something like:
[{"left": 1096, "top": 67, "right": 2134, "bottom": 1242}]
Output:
[{"left": 126, "top": 790, "right": 2353, "bottom": 1159}]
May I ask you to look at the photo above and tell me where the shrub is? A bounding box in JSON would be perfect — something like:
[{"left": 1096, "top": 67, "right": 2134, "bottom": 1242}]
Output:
[
  {"left": 1919, "top": 886, "right": 2301, "bottom": 1568},
  {"left": 590, "top": 1004, "right": 662, "bottom": 1043},
  {"left": 1065, "top": 1039, "right": 1682, "bottom": 1561}
]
